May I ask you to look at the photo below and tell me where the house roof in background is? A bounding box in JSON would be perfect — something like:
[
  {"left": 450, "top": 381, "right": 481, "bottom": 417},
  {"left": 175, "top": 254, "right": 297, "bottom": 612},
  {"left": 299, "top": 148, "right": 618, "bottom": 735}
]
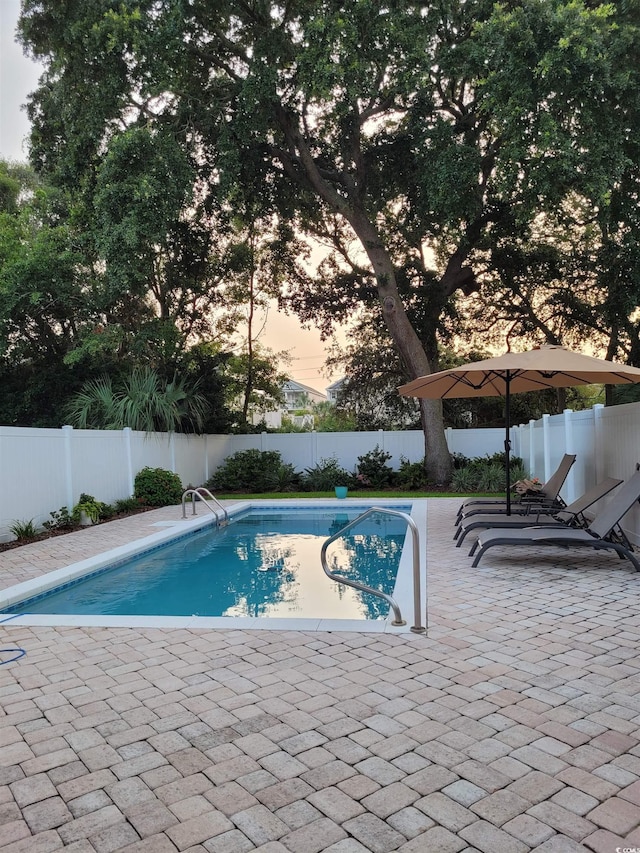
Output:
[{"left": 283, "top": 379, "right": 325, "bottom": 396}]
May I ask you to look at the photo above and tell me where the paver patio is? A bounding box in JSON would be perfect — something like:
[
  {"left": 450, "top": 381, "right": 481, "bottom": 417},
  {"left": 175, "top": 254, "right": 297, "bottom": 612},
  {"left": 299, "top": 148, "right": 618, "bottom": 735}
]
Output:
[{"left": 1, "top": 497, "right": 639, "bottom": 852}]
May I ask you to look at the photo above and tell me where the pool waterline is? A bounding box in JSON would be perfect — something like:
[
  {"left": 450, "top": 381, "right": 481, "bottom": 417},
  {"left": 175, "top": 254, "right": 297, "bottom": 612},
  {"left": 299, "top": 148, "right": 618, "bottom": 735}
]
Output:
[{"left": 0, "top": 498, "right": 428, "bottom": 633}]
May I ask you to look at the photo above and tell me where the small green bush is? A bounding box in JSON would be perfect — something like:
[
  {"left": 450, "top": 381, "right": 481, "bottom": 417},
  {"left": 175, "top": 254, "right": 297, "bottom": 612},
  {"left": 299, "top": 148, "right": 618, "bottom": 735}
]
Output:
[
  {"left": 476, "top": 462, "right": 507, "bottom": 493},
  {"left": 450, "top": 467, "right": 480, "bottom": 493},
  {"left": 98, "top": 502, "right": 116, "bottom": 520},
  {"left": 114, "top": 496, "right": 145, "bottom": 513},
  {"left": 43, "top": 507, "right": 75, "bottom": 531},
  {"left": 301, "top": 457, "right": 353, "bottom": 491},
  {"left": 356, "top": 445, "right": 395, "bottom": 489},
  {"left": 134, "top": 467, "right": 183, "bottom": 506},
  {"left": 397, "top": 457, "right": 429, "bottom": 491},
  {"left": 9, "top": 519, "right": 40, "bottom": 541},
  {"left": 207, "top": 449, "right": 297, "bottom": 493},
  {"left": 263, "top": 463, "right": 300, "bottom": 492},
  {"left": 450, "top": 452, "right": 470, "bottom": 469},
  {"left": 449, "top": 453, "right": 529, "bottom": 493}
]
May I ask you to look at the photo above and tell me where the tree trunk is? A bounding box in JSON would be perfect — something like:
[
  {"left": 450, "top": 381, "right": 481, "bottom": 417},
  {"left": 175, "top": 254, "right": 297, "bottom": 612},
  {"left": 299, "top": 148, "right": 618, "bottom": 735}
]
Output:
[{"left": 348, "top": 209, "right": 452, "bottom": 483}]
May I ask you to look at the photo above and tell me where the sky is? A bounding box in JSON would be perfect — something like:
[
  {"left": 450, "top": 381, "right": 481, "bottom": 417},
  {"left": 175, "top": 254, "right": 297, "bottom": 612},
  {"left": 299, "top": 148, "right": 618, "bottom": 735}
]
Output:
[{"left": 0, "top": 0, "right": 336, "bottom": 394}]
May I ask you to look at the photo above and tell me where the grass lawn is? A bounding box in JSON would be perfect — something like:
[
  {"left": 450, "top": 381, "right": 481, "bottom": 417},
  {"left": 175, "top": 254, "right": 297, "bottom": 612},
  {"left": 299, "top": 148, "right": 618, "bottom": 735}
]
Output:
[{"left": 213, "top": 491, "right": 501, "bottom": 500}]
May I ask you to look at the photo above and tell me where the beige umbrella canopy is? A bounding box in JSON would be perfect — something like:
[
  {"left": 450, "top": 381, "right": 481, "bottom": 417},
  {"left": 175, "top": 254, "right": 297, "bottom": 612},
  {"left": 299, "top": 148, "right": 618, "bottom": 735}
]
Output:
[{"left": 399, "top": 344, "right": 640, "bottom": 512}]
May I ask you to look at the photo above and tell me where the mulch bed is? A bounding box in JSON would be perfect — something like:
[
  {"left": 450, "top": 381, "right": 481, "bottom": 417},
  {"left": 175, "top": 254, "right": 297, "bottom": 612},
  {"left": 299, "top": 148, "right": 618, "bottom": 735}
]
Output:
[{"left": 0, "top": 507, "right": 156, "bottom": 554}]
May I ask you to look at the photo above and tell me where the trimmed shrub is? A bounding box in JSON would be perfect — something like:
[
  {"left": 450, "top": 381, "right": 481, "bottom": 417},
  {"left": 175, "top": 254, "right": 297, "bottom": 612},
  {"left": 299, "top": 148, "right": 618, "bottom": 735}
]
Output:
[
  {"left": 207, "top": 449, "right": 298, "bottom": 493},
  {"left": 134, "top": 467, "right": 183, "bottom": 506}
]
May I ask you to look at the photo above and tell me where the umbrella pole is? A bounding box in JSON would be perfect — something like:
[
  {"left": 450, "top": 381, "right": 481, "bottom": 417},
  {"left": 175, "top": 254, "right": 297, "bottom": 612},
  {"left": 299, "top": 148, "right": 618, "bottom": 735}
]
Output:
[{"left": 505, "top": 375, "right": 512, "bottom": 515}]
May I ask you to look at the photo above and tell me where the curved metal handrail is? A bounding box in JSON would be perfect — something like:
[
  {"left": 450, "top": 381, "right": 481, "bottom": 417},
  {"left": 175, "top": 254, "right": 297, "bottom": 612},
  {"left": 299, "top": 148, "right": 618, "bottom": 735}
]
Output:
[
  {"left": 181, "top": 488, "right": 229, "bottom": 526},
  {"left": 321, "top": 507, "right": 425, "bottom": 633}
]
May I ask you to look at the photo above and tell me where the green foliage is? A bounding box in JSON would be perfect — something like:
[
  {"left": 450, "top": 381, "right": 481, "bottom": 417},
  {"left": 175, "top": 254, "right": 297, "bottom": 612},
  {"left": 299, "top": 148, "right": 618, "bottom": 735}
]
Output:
[
  {"left": 66, "top": 368, "right": 210, "bottom": 433},
  {"left": 72, "top": 493, "right": 105, "bottom": 524},
  {"left": 9, "top": 519, "right": 40, "bottom": 541},
  {"left": 12, "top": 0, "right": 640, "bottom": 456},
  {"left": 356, "top": 446, "right": 395, "bottom": 489},
  {"left": 301, "top": 457, "right": 353, "bottom": 492},
  {"left": 311, "top": 401, "right": 358, "bottom": 432},
  {"left": 450, "top": 466, "right": 482, "bottom": 494},
  {"left": 450, "top": 454, "right": 528, "bottom": 493},
  {"left": 396, "top": 457, "right": 429, "bottom": 491},
  {"left": 42, "top": 506, "right": 74, "bottom": 531},
  {"left": 134, "top": 467, "right": 183, "bottom": 507},
  {"left": 207, "top": 450, "right": 296, "bottom": 493},
  {"left": 264, "top": 464, "right": 300, "bottom": 492},
  {"left": 222, "top": 348, "right": 289, "bottom": 429},
  {"left": 113, "top": 496, "right": 145, "bottom": 514}
]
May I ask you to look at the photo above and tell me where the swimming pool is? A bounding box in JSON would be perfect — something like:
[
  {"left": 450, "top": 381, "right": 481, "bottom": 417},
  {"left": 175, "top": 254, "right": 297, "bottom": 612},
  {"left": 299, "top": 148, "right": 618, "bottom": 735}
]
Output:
[{"left": 0, "top": 499, "right": 427, "bottom": 632}]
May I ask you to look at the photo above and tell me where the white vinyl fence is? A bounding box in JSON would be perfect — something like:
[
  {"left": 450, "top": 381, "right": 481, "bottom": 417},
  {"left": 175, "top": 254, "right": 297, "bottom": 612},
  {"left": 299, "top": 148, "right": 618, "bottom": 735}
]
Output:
[
  {"left": 512, "top": 402, "right": 640, "bottom": 544},
  {"left": 2, "top": 403, "right": 640, "bottom": 543}
]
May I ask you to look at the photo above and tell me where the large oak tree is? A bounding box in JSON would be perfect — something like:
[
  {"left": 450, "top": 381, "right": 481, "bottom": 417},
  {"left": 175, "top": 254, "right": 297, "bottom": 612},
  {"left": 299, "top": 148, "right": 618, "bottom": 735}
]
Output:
[{"left": 18, "top": 0, "right": 640, "bottom": 477}]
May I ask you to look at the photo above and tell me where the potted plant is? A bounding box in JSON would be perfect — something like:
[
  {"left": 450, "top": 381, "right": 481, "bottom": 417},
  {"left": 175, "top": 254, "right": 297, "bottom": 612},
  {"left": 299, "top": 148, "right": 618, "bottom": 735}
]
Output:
[{"left": 72, "top": 493, "right": 103, "bottom": 526}]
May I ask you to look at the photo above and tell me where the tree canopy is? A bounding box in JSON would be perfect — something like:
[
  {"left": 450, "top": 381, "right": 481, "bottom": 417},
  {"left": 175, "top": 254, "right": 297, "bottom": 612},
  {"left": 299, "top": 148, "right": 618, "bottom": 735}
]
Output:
[{"left": 10, "top": 0, "right": 640, "bottom": 468}]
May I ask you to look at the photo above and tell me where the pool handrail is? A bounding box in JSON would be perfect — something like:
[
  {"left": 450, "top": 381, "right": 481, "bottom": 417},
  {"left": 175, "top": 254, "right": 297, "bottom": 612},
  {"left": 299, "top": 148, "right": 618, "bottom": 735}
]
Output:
[
  {"left": 321, "top": 506, "right": 426, "bottom": 633},
  {"left": 181, "top": 488, "right": 229, "bottom": 526}
]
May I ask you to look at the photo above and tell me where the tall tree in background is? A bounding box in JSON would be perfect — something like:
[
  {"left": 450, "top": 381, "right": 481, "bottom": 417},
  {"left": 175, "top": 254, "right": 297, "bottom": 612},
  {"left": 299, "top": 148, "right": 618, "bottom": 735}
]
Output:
[
  {"left": 17, "top": 0, "right": 640, "bottom": 474},
  {"left": 0, "top": 161, "right": 100, "bottom": 424}
]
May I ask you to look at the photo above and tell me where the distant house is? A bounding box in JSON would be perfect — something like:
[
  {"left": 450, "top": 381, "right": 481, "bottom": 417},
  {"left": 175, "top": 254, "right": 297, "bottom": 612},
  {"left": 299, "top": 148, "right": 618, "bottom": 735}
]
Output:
[
  {"left": 282, "top": 380, "right": 327, "bottom": 411},
  {"left": 326, "top": 377, "right": 346, "bottom": 404},
  {"left": 250, "top": 380, "right": 327, "bottom": 428}
]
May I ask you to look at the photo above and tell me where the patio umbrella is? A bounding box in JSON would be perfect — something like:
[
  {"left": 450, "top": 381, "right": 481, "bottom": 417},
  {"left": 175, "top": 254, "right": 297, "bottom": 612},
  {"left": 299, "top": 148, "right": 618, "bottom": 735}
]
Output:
[{"left": 399, "top": 344, "right": 640, "bottom": 513}]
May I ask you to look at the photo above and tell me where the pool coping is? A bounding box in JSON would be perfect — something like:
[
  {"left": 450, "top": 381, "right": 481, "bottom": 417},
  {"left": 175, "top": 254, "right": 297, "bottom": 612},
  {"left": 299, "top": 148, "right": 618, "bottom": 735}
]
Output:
[{"left": 0, "top": 498, "right": 428, "bottom": 634}]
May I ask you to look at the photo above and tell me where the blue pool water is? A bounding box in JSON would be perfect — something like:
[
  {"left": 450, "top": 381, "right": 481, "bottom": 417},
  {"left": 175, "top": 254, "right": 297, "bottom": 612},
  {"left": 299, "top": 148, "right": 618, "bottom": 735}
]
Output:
[{"left": 7, "top": 507, "right": 409, "bottom": 621}]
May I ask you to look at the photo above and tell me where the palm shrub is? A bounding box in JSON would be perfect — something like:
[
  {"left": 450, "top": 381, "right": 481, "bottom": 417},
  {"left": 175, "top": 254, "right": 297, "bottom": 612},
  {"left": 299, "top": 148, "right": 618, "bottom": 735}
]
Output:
[
  {"left": 264, "top": 463, "right": 300, "bottom": 492},
  {"left": 450, "top": 454, "right": 528, "bottom": 493},
  {"left": 450, "top": 467, "right": 481, "bottom": 493},
  {"left": 66, "top": 367, "right": 210, "bottom": 433},
  {"left": 301, "top": 457, "right": 353, "bottom": 491},
  {"left": 476, "top": 462, "right": 507, "bottom": 493}
]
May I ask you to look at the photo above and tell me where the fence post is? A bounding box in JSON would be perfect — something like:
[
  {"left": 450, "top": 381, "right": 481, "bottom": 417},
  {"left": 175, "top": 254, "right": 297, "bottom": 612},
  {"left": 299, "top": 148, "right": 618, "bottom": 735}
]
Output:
[
  {"left": 204, "top": 434, "right": 209, "bottom": 483},
  {"left": 122, "top": 427, "right": 134, "bottom": 497},
  {"left": 62, "top": 425, "right": 74, "bottom": 509},
  {"left": 542, "top": 413, "right": 551, "bottom": 481},
  {"left": 593, "top": 403, "right": 605, "bottom": 482},
  {"left": 446, "top": 426, "right": 453, "bottom": 453},
  {"left": 261, "top": 431, "right": 267, "bottom": 452},
  {"left": 526, "top": 419, "right": 534, "bottom": 478},
  {"left": 563, "top": 409, "right": 576, "bottom": 502},
  {"left": 169, "top": 432, "right": 176, "bottom": 473}
]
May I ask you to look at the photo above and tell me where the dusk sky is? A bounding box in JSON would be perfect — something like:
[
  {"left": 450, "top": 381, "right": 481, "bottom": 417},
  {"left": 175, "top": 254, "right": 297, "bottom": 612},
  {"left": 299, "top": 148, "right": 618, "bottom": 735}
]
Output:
[{"left": 0, "top": 0, "right": 334, "bottom": 392}]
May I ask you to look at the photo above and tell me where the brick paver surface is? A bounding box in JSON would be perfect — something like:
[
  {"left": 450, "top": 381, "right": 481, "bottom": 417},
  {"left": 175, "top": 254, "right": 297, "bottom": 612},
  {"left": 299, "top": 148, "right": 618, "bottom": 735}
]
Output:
[{"left": 1, "top": 498, "right": 640, "bottom": 851}]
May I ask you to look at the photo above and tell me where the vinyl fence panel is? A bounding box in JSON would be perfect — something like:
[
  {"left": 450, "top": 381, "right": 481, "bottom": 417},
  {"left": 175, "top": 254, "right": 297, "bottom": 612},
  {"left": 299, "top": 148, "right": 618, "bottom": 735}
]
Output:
[{"left": 4, "top": 408, "right": 640, "bottom": 544}]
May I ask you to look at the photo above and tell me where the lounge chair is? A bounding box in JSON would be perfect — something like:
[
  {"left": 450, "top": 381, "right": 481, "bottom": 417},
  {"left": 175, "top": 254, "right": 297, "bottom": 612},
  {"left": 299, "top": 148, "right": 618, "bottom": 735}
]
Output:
[
  {"left": 469, "top": 469, "right": 640, "bottom": 570},
  {"left": 455, "top": 453, "right": 576, "bottom": 525},
  {"left": 455, "top": 477, "right": 622, "bottom": 547}
]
